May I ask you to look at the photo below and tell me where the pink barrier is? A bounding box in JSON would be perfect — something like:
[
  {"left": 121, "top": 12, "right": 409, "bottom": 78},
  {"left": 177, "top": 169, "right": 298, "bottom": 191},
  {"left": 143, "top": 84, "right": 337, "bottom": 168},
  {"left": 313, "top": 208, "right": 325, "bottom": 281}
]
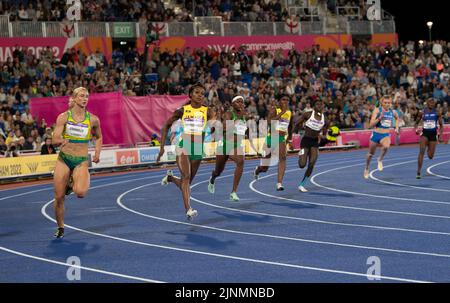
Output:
[
  {"left": 292, "top": 125, "right": 450, "bottom": 150},
  {"left": 30, "top": 92, "right": 188, "bottom": 145},
  {"left": 340, "top": 126, "right": 450, "bottom": 147},
  {"left": 121, "top": 95, "right": 189, "bottom": 144}
]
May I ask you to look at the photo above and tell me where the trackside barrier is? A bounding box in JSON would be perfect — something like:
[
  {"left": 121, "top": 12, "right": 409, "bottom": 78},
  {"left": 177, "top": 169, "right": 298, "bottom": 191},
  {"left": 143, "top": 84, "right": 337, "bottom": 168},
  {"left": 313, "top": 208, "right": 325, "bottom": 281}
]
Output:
[{"left": 1, "top": 126, "right": 449, "bottom": 182}]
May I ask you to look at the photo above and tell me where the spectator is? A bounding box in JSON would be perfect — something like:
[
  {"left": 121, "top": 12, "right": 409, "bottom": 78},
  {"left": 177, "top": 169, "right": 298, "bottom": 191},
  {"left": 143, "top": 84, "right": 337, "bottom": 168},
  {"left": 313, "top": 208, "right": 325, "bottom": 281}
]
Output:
[
  {"left": 22, "top": 136, "right": 35, "bottom": 151},
  {"left": 150, "top": 134, "right": 161, "bottom": 147},
  {"left": 40, "top": 137, "right": 57, "bottom": 155}
]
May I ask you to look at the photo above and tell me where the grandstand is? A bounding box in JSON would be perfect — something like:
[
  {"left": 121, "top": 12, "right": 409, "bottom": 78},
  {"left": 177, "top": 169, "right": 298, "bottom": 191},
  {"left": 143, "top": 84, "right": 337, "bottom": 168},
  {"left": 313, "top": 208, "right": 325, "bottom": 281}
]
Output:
[
  {"left": 0, "top": 0, "right": 448, "bottom": 164},
  {"left": 2, "top": 0, "right": 450, "bottom": 289}
]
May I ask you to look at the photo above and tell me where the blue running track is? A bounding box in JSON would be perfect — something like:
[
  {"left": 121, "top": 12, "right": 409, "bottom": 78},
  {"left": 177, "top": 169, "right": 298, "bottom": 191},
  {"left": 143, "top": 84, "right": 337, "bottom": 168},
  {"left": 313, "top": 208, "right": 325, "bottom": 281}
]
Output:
[{"left": 1, "top": 145, "right": 450, "bottom": 283}]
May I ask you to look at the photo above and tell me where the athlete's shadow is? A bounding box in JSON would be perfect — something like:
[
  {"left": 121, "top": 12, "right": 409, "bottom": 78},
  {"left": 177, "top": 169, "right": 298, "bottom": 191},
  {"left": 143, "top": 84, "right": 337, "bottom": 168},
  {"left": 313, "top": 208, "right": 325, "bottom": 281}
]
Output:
[
  {"left": 0, "top": 230, "right": 22, "bottom": 238},
  {"left": 261, "top": 200, "right": 318, "bottom": 210},
  {"left": 212, "top": 210, "right": 272, "bottom": 223},
  {"left": 165, "top": 231, "right": 236, "bottom": 250},
  {"left": 308, "top": 192, "right": 354, "bottom": 198},
  {"left": 84, "top": 223, "right": 125, "bottom": 233},
  {"left": 44, "top": 239, "right": 100, "bottom": 257}
]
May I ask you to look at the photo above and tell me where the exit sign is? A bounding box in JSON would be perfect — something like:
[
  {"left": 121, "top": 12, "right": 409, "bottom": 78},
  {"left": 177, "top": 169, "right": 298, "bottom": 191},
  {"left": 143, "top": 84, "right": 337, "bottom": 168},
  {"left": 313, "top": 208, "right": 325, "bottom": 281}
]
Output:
[{"left": 113, "top": 23, "right": 135, "bottom": 38}]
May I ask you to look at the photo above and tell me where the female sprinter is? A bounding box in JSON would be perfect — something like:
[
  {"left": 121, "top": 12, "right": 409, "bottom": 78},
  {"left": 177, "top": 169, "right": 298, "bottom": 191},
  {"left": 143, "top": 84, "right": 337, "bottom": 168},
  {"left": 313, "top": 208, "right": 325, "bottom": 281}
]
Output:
[
  {"left": 52, "top": 87, "right": 102, "bottom": 238},
  {"left": 364, "top": 95, "right": 400, "bottom": 179},
  {"left": 207, "top": 95, "right": 257, "bottom": 201},
  {"left": 415, "top": 98, "right": 444, "bottom": 179},
  {"left": 294, "top": 99, "right": 329, "bottom": 192},
  {"left": 157, "top": 83, "right": 213, "bottom": 220},
  {"left": 253, "top": 95, "right": 293, "bottom": 191}
]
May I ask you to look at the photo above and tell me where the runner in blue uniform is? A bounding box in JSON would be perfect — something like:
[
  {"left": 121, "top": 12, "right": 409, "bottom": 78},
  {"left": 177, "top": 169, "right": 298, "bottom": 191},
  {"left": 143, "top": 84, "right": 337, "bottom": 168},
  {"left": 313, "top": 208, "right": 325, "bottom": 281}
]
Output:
[
  {"left": 415, "top": 98, "right": 444, "bottom": 179},
  {"left": 364, "top": 95, "right": 400, "bottom": 179}
]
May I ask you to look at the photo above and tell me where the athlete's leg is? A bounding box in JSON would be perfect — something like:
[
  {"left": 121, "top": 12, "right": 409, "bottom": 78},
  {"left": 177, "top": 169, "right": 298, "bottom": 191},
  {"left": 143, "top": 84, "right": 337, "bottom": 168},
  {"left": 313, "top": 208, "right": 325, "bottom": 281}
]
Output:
[
  {"left": 365, "top": 141, "right": 378, "bottom": 178},
  {"left": 298, "top": 147, "right": 311, "bottom": 169},
  {"left": 229, "top": 153, "right": 244, "bottom": 193},
  {"left": 53, "top": 159, "right": 71, "bottom": 229},
  {"left": 72, "top": 162, "right": 90, "bottom": 198},
  {"left": 277, "top": 142, "right": 287, "bottom": 184},
  {"left": 210, "top": 155, "right": 229, "bottom": 184},
  {"left": 174, "top": 154, "right": 191, "bottom": 212},
  {"left": 255, "top": 143, "right": 272, "bottom": 175},
  {"left": 189, "top": 159, "right": 202, "bottom": 184},
  {"left": 417, "top": 136, "right": 428, "bottom": 177},
  {"left": 378, "top": 136, "right": 391, "bottom": 163},
  {"left": 427, "top": 140, "right": 437, "bottom": 160}
]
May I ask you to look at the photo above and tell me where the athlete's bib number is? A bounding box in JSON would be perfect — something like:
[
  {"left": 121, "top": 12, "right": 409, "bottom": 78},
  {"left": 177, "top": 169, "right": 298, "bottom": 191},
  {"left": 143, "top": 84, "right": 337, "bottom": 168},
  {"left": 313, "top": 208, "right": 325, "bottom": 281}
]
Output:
[
  {"left": 276, "top": 121, "right": 289, "bottom": 132},
  {"left": 380, "top": 119, "right": 392, "bottom": 128},
  {"left": 66, "top": 124, "right": 89, "bottom": 139},
  {"left": 184, "top": 119, "right": 204, "bottom": 135},
  {"left": 234, "top": 122, "right": 247, "bottom": 136},
  {"left": 423, "top": 121, "right": 436, "bottom": 130}
]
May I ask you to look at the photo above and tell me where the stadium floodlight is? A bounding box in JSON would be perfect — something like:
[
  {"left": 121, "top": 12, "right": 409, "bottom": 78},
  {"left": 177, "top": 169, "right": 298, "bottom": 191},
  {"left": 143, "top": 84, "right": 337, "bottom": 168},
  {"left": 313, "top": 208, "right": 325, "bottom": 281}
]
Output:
[{"left": 426, "top": 21, "right": 433, "bottom": 42}]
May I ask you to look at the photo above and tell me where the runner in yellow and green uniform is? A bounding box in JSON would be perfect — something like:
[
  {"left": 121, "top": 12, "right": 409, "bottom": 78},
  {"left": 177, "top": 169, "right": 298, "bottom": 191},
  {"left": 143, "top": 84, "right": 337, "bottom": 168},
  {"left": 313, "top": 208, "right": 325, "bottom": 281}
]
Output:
[
  {"left": 207, "top": 96, "right": 257, "bottom": 201},
  {"left": 52, "top": 87, "right": 103, "bottom": 238},
  {"left": 253, "top": 95, "right": 293, "bottom": 191},
  {"left": 157, "top": 83, "right": 213, "bottom": 220}
]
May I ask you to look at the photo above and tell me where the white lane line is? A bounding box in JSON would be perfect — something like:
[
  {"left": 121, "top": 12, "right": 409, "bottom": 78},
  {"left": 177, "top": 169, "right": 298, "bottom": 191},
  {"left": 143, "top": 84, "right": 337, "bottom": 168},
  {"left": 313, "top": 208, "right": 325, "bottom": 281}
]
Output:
[
  {"left": 40, "top": 201, "right": 430, "bottom": 283},
  {"left": 426, "top": 161, "right": 450, "bottom": 180},
  {"left": 189, "top": 173, "right": 450, "bottom": 235},
  {"left": 118, "top": 181, "right": 450, "bottom": 259},
  {"left": 311, "top": 163, "right": 450, "bottom": 207},
  {"left": 0, "top": 246, "right": 165, "bottom": 283},
  {"left": 369, "top": 158, "right": 450, "bottom": 192},
  {"left": 0, "top": 150, "right": 410, "bottom": 195},
  {"left": 250, "top": 167, "right": 450, "bottom": 221}
]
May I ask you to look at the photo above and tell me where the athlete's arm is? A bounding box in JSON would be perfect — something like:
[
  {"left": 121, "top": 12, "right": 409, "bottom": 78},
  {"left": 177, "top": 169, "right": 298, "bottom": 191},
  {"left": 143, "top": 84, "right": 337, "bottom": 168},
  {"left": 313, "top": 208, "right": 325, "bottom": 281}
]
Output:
[
  {"left": 266, "top": 105, "right": 277, "bottom": 124},
  {"left": 293, "top": 112, "right": 311, "bottom": 133},
  {"left": 52, "top": 112, "right": 69, "bottom": 147},
  {"left": 438, "top": 109, "right": 445, "bottom": 141},
  {"left": 414, "top": 111, "right": 423, "bottom": 135},
  {"left": 368, "top": 108, "right": 380, "bottom": 129},
  {"left": 91, "top": 115, "right": 102, "bottom": 163},
  {"left": 157, "top": 108, "right": 183, "bottom": 163},
  {"left": 393, "top": 111, "right": 400, "bottom": 134}
]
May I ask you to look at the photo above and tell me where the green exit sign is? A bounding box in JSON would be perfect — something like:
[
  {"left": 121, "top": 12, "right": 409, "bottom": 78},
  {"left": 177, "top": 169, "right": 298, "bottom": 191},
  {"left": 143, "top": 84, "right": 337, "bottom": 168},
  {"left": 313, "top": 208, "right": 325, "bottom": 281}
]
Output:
[{"left": 113, "top": 23, "right": 135, "bottom": 38}]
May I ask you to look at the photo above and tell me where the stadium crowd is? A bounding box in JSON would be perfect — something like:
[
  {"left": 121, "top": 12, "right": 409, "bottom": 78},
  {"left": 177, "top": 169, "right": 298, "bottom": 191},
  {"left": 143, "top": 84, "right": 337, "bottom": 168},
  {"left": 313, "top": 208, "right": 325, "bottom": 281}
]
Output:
[
  {"left": 1, "top": 38, "right": 450, "bottom": 156},
  {"left": 0, "top": 0, "right": 386, "bottom": 23}
]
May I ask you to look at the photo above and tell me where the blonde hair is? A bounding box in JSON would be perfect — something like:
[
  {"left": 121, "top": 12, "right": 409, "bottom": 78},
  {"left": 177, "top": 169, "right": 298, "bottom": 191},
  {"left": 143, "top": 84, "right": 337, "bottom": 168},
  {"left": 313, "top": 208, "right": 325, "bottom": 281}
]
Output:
[{"left": 72, "top": 87, "right": 89, "bottom": 98}]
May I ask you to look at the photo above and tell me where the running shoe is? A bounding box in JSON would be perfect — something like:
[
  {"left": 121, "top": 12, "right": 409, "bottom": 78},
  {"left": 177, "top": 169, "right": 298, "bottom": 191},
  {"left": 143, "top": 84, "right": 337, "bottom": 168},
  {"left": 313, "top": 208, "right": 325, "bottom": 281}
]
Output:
[
  {"left": 161, "top": 170, "right": 173, "bottom": 186},
  {"left": 208, "top": 177, "right": 215, "bottom": 194},
  {"left": 186, "top": 208, "right": 198, "bottom": 221},
  {"left": 416, "top": 173, "right": 421, "bottom": 179},
  {"left": 253, "top": 166, "right": 259, "bottom": 180},
  {"left": 364, "top": 169, "right": 369, "bottom": 179},
  {"left": 230, "top": 192, "right": 240, "bottom": 201},
  {"left": 298, "top": 185, "right": 308, "bottom": 193},
  {"left": 377, "top": 158, "right": 383, "bottom": 171},
  {"left": 54, "top": 227, "right": 64, "bottom": 239},
  {"left": 276, "top": 183, "right": 284, "bottom": 191}
]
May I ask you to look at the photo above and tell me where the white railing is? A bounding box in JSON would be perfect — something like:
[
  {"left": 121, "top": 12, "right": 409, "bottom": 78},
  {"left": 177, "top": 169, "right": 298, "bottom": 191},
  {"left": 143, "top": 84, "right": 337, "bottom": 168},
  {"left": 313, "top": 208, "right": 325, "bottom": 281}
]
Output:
[{"left": 2, "top": 18, "right": 396, "bottom": 38}]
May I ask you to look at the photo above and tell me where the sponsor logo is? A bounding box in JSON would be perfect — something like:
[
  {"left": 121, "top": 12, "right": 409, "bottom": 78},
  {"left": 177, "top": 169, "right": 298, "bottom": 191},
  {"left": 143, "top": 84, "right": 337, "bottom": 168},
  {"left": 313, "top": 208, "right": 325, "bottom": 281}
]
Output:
[
  {"left": 26, "top": 162, "right": 39, "bottom": 173},
  {"left": 139, "top": 149, "right": 159, "bottom": 163},
  {"left": 116, "top": 150, "right": 139, "bottom": 165}
]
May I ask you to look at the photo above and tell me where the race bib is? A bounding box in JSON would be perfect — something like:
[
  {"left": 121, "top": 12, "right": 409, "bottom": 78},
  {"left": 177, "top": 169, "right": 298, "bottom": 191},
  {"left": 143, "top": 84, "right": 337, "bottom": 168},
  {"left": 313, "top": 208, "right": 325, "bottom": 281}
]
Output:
[
  {"left": 276, "top": 120, "right": 290, "bottom": 132},
  {"left": 234, "top": 122, "right": 248, "bottom": 136},
  {"left": 380, "top": 119, "right": 392, "bottom": 128},
  {"left": 423, "top": 121, "right": 436, "bottom": 130},
  {"left": 66, "top": 123, "right": 89, "bottom": 138}
]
